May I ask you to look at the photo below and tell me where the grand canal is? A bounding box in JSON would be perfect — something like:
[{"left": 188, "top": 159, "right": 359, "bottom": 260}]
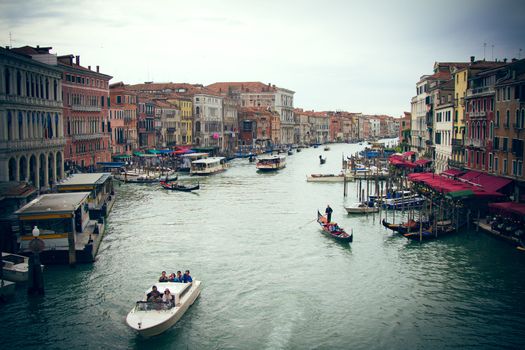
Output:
[{"left": 2, "top": 141, "right": 525, "bottom": 349}]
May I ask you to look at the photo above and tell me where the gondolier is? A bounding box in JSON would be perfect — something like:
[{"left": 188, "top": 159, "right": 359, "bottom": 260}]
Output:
[{"left": 325, "top": 205, "right": 333, "bottom": 223}]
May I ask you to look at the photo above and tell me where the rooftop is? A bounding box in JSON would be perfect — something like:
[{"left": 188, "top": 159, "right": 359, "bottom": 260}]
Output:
[
  {"left": 57, "top": 173, "right": 112, "bottom": 187},
  {"left": 16, "top": 192, "right": 90, "bottom": 216}
]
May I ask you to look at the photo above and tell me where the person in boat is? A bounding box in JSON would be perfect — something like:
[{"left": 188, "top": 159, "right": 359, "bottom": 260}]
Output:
[
  {"left": 162, "top": 288, "right": 174, "bottom": 307},
  {"left": 175, "top": 270, "right": 183, "bottom": 282},
  {"left": 182, "top": 270, "right": 193, "bottom": 283},
  {"left": 168, "top": 273, "right": 176, "bottom": 282},
  {"left": 147, "top": 285, "right": 162, "bottom": 302},
  {"left": 325, "top": 205, "right": 333, "bottom": 223},
  {"left": 159, "top": 271, "right": 169, "bottom": 282}
]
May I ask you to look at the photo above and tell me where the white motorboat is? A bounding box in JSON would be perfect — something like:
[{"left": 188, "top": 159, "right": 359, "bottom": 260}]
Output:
[
  {"left": 306, "top": 172, "right": 351, "bottom": 182},
  {"left": 2, "top": 252, "right": 29, "bottom": 283},
  {"left": 191, "top": 157, "right": 228, "bottom": 175},
  {"left": 256, "top": 154, "right": 286, "bottom": 171},
  {"left": 126, "top": 281, "right": 201, "bottom": 337},
  {"left": 345, "top": 202, "right": 379, "bottom": 214}
]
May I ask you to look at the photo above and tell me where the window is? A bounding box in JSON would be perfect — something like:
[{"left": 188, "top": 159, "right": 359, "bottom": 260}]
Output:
[
  {"left": 503, "top": 138, "right": 508, "bottom": 151},
  {"left": 496, "top": 110, "right": 500, "bottom": 127},
  {"left": 494, "top": 157, "right": 499, "bottom": 171},
  {"left": 489, "top": 122, "right": 494, "bottom": 139},
  {"left": 513, "top": 160, "right": 518, "bottom": 175},
  {"left": 519, "top": 160, "right": 523, "bottom": 177},
  {"left": 493, "top": 137, "right": 499, "bottom": 150},
  {"left": 116, "top": 95, "right": 122, "bottom": 104},
  {"left": 503, "top": 159, "right": 508, "bottom": 174},
  {"left": 489, "top": 153, "right": 493, "bottom": 170},
  {"left": 506, "top": 110, "right": 510, "bottom": 127}
]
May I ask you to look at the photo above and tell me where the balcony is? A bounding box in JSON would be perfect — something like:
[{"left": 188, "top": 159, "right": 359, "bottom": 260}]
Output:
[
  {"left": 71, "top": 104, "right": 102, "bottom": 112},
  {"left": 466, "top": 138, "right": 486, "bottom": 148},
  {"left": 0, "top": 94, "right": 62, "bottom": 109},
  {"left": 0, "top": 137, "right": 66, "bottom": 152},
  {"left": 466, "top": 86, "right": 495, "bottom": 97},
  {"left": 448, "top": 159, "right": 465, "bottom": 169},
  {"left": 469, "top": 111, "right": 487, "bottom": 119},
  {"left": 72, "top": 133, "right": 104, "bottom": 141}
]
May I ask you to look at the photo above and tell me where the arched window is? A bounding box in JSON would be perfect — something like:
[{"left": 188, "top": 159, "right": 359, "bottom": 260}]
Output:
[
  {"left": 18, "top": 112, "right": 23, "bottom": 140},
  {"left": 4, "top": 68, "right": 10, "bottom": 94},
  {"left": 46, "top": 113, "right": 53, "bottom": 139},
  {"left": 7, "top": 111, "right": 12, "bottom": 140},
  {"left": 55, "top": 113, "right": 59, "bottom": 138},
  {"left": 16, "top": 70, "right": 22, "bottom": 95},
  {"left": 53, "top": 80, "right": 58, "bottom": 101},
  {"left": 489, "top": 121, "right": 494, "bottom": 139}
]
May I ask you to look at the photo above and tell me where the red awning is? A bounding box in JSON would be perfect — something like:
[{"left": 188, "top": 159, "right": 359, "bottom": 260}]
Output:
[
  {"left": 489, "top": 202, "right": 525, "bottom": 216},
  {"left": 470, "top": 173, "right": 513, "bottom": 192},
  {"left": 414, "top": 158, "right": 432, "bottom": 166},
  {"left": 459, "top": 171, "right": 482, "bottom": 181},
  {"left": 403, "top": 151, "right": 415, "bottom": 157},
  {"left": 441, "top": 169, "right": 465, "bottom": 177}
]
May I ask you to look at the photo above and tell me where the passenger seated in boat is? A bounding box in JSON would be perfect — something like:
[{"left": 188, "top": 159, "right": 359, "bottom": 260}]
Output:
[
  {"left": 175, "top": 271, "right": 183, "bottom": 282},
  {"left": 168, "top": 273, "right": 176, "bottom": 282},
  {"left": 147, "top": 286, "right": 162, "bottom": 302},
  {"left": 162, "top": 288, "right": 174, "bottom": 306},
  {"left": 182, "top": 270, "right": 193, "bottom": 283},
  {"left": 159, "top": 271, "right": 169, "bottom": 282}
]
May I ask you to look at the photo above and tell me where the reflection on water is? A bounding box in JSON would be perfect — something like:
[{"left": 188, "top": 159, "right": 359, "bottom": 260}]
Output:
[{"left": 1, "top": 141, "right": 525, "bottom": 350}]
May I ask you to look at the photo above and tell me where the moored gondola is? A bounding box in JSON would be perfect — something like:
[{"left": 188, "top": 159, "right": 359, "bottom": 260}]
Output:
[{"left": 381, "top": 218, "right": 429, "bottom": 234}]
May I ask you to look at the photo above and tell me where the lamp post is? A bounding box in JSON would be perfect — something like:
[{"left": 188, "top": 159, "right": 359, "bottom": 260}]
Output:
[{"left": 28, "top": 225, "right": 45, "bottom": 296}]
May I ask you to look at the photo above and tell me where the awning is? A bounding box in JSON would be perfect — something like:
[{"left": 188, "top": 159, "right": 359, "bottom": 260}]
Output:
[
  {"left": 441, "top": 169, "right": 465, "bottom": 177},
  {"left": 459, "top": 171, "right": 482, "bottom": 181},
  {"left": 470, "top": 173, "right": 513, "bottom": 192},
  {"left": 112, "top": 154, "right": 131, "bottom": 160},
  {"left": 414, "top": 158, "right": 432, "bottom": 166},
  {"left": 489, "top": 202, "right": 525, "bottom": 216}
]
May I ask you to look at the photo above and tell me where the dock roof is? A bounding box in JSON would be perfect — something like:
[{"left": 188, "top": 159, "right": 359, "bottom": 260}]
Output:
[
  {"left": 58, "top": 173, "right": 112, "bottom": 187},
  {"left": 16, "top": 192, "right": 90, "bottom": 216}
]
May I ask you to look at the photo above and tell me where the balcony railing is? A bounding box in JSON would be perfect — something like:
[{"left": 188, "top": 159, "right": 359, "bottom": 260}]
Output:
[
  {"left": 448, "top": 159, "right": 465, "bottom": 169},
  {"left": 71, "top": 104, "right": 102, "bottom": 112},
  {"left": 72, "top": 133, "right": 104, "bottom": 141},
  {"left": 469, "top": 111, "right": 487, "bottom": 118},
  {"left": 0, "top": 137, "right": 66, "bottom": 152},
  {"left": 466, "top": 86, "right": 495, "bottom": 97},
  {"left": 0, "top": 94, "right": 62, "bottom": 108},
  {"left": 466, "top": 138, "right": 486, "bottom": 148}
]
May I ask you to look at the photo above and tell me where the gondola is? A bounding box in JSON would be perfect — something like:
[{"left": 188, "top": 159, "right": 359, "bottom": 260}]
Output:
[
  {"left": 403, "top": 224, "right": 456, "bottom": 241},
  {"left": 317, "top": 211, "right": 353, "bottom": 242},
  {"left": 160, "top": 181, "right": 200, "bottom": 192},
  {"left": 319, "top": 156, "right": 326, "bottom": 164},
  {"left": 381, "top": 218, "right": 429, "bottom": 234}
]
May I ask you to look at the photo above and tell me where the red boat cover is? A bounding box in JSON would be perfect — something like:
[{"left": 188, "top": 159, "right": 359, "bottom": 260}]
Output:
[{"left": 489, "top": 202, "right": 525, "bottom": 216}]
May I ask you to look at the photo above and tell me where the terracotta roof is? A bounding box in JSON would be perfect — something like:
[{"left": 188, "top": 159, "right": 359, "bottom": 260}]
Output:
[
  {"left": 0, "top": 181, "right": 37, "bottom": 199},
  {"left": 207, "top": 82, "right": 278, "bottom": 94},
  {"left": 126, "top": 83, "right": 221, "bottom": 97},
  {"left": 11, "top": 45, "right": 53, "bottom": 56}
]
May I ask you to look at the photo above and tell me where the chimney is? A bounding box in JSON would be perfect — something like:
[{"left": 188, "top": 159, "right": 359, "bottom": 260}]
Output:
[
  {"left": 69, "top": 56, "right": 73, "bottom": 65},
  {"left": 96, "top": 65, "right": 99, "bottom": 73},
  {"left": 88, "top": 65, "right": 91, "bottom": 70},
  {"left": 470, "top": 56, "right": 475, "bottom": 63},
  {"left": 75, "top": 55, "right": 80, "bottom": 65}
]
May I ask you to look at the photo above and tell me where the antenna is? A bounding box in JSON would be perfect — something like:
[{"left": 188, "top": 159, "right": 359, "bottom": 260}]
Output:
[
  {"left": 9, "top": 32, "right": 12, "bottom": 48},
  {"left": 483, "top": 42, "right": 487, "bottom": 60},
  {"left": 491, "top": 44, "right": 494, "bottom": 61}
]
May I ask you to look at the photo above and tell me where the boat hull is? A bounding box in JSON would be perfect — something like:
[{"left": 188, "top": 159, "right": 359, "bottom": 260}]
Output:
[
  {"left": 345, "top": 207, "right": 379, "bottom": 214},
  {"left": 126, "top": 281, "right": 201, "bottom": 337},
  {"left": 307, "top": 175, "right": 346, "bottom": 182}
]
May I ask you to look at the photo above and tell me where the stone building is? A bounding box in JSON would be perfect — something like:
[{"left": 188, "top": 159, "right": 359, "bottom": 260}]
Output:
[
  {"left": 109, "top": 82, "right": 138, "bottom": 156},
  {"left": 0, "top": 46, "right": 66, "bottom": 189}
]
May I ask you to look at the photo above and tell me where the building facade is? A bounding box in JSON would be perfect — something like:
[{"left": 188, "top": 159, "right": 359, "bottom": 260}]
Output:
[
  {"left": 58, "top": 55, "right": 112, "bottom": 171},
  {"left": 0, "top": 46, "right": 66, "bottom": 189},
  {"left": 109, "top": 82, "right": 138, "bottom": 156}
]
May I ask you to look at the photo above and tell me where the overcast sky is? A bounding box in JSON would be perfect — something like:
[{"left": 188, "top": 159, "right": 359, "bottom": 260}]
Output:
[{"left": 1, "top": 0, "right": 524, "bottom": 116}]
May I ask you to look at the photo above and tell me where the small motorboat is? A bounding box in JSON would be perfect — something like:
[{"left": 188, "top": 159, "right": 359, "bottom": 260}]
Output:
[
  {"left": 287, "top": 150, "right": 293, "bottom": 156},
  {"left": 324, "top": 146, "right": 330, "bottom": 151},
  {"left": 307, "top": 172, "right": 349, "bottom": 182},
  {"left": 345, "top": 202, "right": 379, "bottom": 214},
  {"left": 2, "top": 252, "right": 29, "bottom": 283},
  {"left": 404, "top": 224, "right": 456, "bottom": 241},
  {"left": 317, "top": 211, "right": 353, "bottom": 242},
  {"left": 160, "top": 181, "right": 200, "bottom": 192},
  {"left": 126, "top": 281, "right": 201, "bottom": 337}
]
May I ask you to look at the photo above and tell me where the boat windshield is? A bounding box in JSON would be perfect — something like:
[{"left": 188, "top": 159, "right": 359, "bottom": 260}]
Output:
[{"left": 135, "top": 301, "right": 174, "bottom": 311}]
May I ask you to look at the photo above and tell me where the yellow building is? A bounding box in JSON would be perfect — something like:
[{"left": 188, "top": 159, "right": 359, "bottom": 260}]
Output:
[
  {"left": 168, "top": 97, "right": 193, "bottom": 146},
  {"left": 452, "top": 67, "right": 468, "bottom": 165}
]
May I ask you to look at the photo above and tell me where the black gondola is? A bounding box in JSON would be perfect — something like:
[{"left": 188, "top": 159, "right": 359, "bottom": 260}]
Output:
[
  {"left": 160, "top": 181, "right": 200, "bottom": 192},
  {"left": 319, "top": 155, "right": 326, "bottom": 164},
  {"left": 381, "top": 218, "right": 429, "bottom": 234},
  {"left": 317, "top": 211, "right": 353, "bottom": 242}
]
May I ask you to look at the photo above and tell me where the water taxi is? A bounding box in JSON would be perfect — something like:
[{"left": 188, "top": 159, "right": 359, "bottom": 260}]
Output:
[
  {"left": 1, "top": 252, "right": 30, "bottom": 282},
  {"left": 126, "top": 281, "right": 201, "bottom": 337},
  {"left": 344, "top": 202, "right": 379, "bottom": 214},
  {"left": 178, "top": 153, "right": 209, "bottom": 172},
  {"left": 256, "top": 155, "right": 286, "bottom": 172},
  {"left": 190, "top": 157, "right": 228, "bottom": 175}
]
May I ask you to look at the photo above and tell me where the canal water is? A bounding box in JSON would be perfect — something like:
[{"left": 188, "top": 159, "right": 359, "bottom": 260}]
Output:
[{"left": 2, "top": 141, "right": 525, "bottom": 350}]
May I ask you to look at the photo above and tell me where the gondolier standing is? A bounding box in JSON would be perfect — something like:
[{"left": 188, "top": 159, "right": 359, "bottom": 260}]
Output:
[{"left": 325, "top": 205, "right": 333, "bottom": 223}]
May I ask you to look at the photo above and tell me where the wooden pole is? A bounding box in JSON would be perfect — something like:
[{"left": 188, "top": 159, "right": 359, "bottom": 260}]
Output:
[{"left": 68, "top": 216, "right": 76, "bottom": 267}]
